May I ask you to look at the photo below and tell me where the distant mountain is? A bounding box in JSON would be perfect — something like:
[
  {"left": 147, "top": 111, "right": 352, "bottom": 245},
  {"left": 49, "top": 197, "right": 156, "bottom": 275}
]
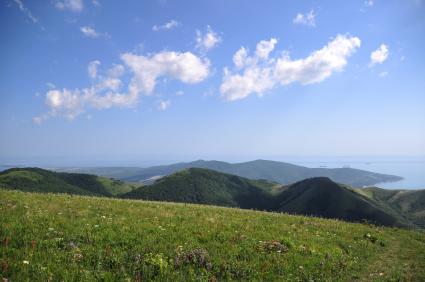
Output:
[
  {"left": 122, "top": 168, "right": 412, "bottom": 227},
  {"left": 91, "top": 159, "right": 402, "bottom": 187},
  {"left": 0, "top": 168, "right": 137, "bottom": 196},
  {"left": 52, "top": 166, "right": 144, "bottom": 180}
]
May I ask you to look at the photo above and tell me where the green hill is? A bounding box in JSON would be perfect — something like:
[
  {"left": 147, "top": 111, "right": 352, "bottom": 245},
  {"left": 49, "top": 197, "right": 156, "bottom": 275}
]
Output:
[
  {"left": 79, "top": 159, "right": 401, "bottom": 187},
  {"left": 358, "top": 187, "right": 425, "bottom": 228},
  {"left": 122, "top": 168, "right": 277, "bottom": 210},
  {"left": 1, "top": 167, "right": 421, "bottom": 228},
  {"left": 1, "top": 189, "right": 425, "bottom": 281},
  {"left": 0, "top": 168, "right": 137, "bottom": 197},
  {"left": 123, "top": 168, "right": 411, "bottom": 227},
  {"left": 276, "top": 177, "right": 408, "bottom": 227}
]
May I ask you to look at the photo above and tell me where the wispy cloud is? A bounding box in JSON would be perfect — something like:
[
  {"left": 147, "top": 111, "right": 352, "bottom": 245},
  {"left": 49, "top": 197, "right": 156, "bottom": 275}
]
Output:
[
  {"left": 364, "top": 0, "right": 374, "bottom": 7},
  {"left": 80, "top": 26, "right": 109, "bottom": 39},
  {"left": 157, "top": 99, "right": 171, "bottom": 111},
  {"left": 13, "top": 0, "right": 38, "bottom": 23},
  {"left": 195, "top": 26, "right": 222, "bottom": 52},
  {"left": 152, "top": 20, "right": 180, "bottom": 31},
  {"left": 293, "top": 9, "right": 315, "bottom": 27},
  {"left": 55, "top": 0, "right": 83, "bottom": 12}
]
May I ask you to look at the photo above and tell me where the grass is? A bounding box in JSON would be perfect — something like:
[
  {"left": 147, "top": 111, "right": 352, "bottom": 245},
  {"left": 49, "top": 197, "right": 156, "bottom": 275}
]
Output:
[
  {"left": 95, "top": 176, "right": 137, "bottom": 196},
  {"left": 1, "top": 189, "right": 425, "bottom": 281}
]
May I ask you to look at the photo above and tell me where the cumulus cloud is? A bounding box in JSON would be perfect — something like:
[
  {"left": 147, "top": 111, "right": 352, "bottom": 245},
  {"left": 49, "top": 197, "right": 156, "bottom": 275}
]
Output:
[
  {"left": 55, "top": 0, "right": 83, "bottom": 12},
  {"left": 13, "top": 0, "right": 38, "bottom": 23},
  {"left": 233, "top": 47, "right": 249, "bottom": 69},
  {"left": 370, "top": 44, "right": 389, "bottom": 66},
  {"left": 157, "top": 100, "right": 171, "bottom": 110},
  {"left": 195, "top": 26, "right": 222, "bottom": 52},
  {"left": 255, "top": 38, "right": 277, "bottom": 60},
  {"left": 121, "top": 51, "right": 210, "bottom": 95},
  {"left": 221, "top": 34, "right": 361, "bottom": 101},
  {"left": 152, "top": 20, "right": 180, "bottom": 31},
  {"left": 34, "top": 51, "right": 209, "bottom": 122},
  {"left": 293, "top": 9, "right": 316, "bottom": 27}
]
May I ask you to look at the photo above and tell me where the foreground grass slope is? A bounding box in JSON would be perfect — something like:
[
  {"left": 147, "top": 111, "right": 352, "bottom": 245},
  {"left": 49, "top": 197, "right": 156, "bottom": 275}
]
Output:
[{"left": 1, "top": 190, "right": 425, "bottom": 281}]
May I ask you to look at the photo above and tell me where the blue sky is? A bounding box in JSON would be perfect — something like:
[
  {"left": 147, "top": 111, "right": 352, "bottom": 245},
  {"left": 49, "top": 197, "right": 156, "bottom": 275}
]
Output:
[{"left": 1, "top": 0, "right": 424, "bottom": 165}]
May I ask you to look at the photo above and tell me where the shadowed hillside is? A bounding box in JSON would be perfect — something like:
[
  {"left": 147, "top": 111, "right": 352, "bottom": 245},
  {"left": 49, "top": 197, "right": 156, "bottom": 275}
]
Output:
[
  {"left": 276, "top": 177, "right": 407, "bottom": 227},
  {"left": 359, "top": 187, "right": 425, "bottom": 228},
  {"left": 122, "top": 168, "right": 412, "bottom": 227}
]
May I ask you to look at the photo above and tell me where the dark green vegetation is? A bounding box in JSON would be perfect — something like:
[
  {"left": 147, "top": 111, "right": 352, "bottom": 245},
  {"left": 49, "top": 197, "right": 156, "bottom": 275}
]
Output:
[
  {"left": 1, "top": 189, "right": 425, "bottom": 281},
  {"left": 123, "top": 168, "right": 278, "bottom": 211},
  {"left": 123, "top": 168, "right": 417, "bottom": 228},
  {"left": 358, "top": 187, "right": 425, "bottom": 229},
  {"left": 0, "top": 168, "right": 137, "bottom": 197},
  {"left": 57, "top": 159, "right": 402, "bottom": 187}
]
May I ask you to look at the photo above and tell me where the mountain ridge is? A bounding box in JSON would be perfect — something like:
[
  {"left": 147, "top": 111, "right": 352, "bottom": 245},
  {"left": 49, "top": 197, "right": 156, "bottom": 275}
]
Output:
[{"left": 54, "top": 159, "right": 403, "bottom": 187}]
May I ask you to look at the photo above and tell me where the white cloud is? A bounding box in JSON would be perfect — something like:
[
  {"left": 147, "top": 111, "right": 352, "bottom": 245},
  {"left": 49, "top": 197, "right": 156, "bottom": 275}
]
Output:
[
  {"left": 35, "top": 51, "right": 209, "bottom": 122},
  {"left": 221, "top": 34, "right": 361, "bottom": 101},
  {"left": 88, "top": 60, "right": 100, "bottom": 79},
  {"left": 121, "top": 51, "right": 210, "bottom": 95},
  {"left": 233, "top": 47, "right": 249, "bottom": 69},
  {"left": 274, "top": 35, "right": 361, "bottom": 85},
  {"left": 221, "top": 66, "right": 274, "bottom": 101},
  {"left": 157, "top": 99, "right": 171, "bottom": 111},
  {"left": 293, "top": 9, "right": 316, "bottom": 27},
  {"left": 13, "top": 0, "right": 38, "bottom": 23},
  {"left": 55, "top": 0, "right": 83, "bottom": 12},
  {"left": 255, "top": 38, "right": 277, "bottom": 60},
  {"left": 176, "top": 90, "right": 184, "bottom": 96},
  {"left": 370, "top": 44, "right": 389, "bottom": 65},
  {"left": 152, "top": 20, "right": 180, "bottom": 31},
  {"left": 195, "top": 26, "right": 222, "bottom": 52},
  {"left": 80, "top": 26, "right": 104, "bottom": 38}
]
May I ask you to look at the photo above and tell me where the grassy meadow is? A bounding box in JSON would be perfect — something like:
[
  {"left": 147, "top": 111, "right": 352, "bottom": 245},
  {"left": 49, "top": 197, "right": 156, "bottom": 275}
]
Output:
[{"left": 1, "top": 189, "right": 425, "bottom": 281}]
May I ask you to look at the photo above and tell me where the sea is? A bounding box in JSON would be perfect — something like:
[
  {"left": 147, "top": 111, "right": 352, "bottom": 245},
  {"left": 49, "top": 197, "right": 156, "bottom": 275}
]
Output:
[{"left": 281, "top": 156, "right": 425, "bottom": 190}]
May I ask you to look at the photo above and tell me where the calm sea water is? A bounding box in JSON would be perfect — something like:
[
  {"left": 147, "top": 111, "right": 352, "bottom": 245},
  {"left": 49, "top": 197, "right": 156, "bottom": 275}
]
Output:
[{"left": 283, "top": 157, "right": 425, "bottom": 190}]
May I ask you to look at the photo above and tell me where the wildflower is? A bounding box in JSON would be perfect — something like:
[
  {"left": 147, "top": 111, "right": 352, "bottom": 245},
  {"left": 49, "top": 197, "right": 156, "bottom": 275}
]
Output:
[
  {"left": 94, "top": 225, "right": 99, "bottom": 228},
  {"left": 23, "top": 260, "right": 29, "bottom": 265},
  {"left": 101, "top": 216, "right": 106, "bottom": 219}
]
